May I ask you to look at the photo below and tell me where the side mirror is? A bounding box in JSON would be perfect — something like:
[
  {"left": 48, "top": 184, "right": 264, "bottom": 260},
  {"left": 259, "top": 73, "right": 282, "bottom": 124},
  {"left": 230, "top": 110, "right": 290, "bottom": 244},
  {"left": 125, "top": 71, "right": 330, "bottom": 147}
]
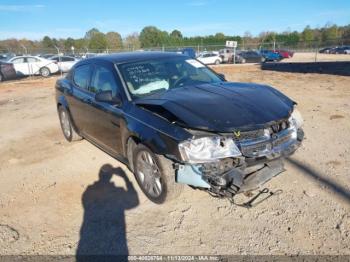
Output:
[
  {"left": 217, "top": 73, "right": 226, "bottom": 81},
  {"left": 95, "top": 90, "right": 122, "bottom": 106}
]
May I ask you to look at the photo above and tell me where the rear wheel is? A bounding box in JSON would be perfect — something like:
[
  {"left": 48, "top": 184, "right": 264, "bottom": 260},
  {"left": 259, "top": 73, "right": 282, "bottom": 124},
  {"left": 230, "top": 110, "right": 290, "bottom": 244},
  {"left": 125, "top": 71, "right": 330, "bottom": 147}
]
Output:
[
  {"left": 0, "top": 73, "right": 3, "bottom": 82},
  {"left": 40, "top": 67, "right": 50, "bottom": 77},
  {"left": 58, "top": 106, "right": 82, "bottom": 142},
  {"left": 133, "top": 144, "right": 183, "bottom": 204}
]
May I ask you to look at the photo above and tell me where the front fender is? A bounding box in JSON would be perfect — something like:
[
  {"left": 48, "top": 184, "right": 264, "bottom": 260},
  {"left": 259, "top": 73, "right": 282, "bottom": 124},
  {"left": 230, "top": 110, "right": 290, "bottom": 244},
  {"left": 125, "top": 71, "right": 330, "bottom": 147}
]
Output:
[{"left": 121, "top": 103, "right": 192, "bottom": 161}]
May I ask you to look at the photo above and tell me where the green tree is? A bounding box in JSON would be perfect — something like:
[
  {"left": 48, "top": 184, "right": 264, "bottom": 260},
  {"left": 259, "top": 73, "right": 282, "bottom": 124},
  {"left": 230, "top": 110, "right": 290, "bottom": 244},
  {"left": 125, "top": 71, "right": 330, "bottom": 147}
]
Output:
[
  {"left": 85, "top": 28, "right": 100, "bottom": 40},
  {"left": 42, "top": 36, "right": 53, "bottom": 48},
  {"left": 302, "top": 26, "right": 314, "bottom": 42},
  {"left": 139, "top": 26, "right": 164, "bottom": 47},
  {"left": 322, "top": 24, "right": 338, "bottom": 42},
  {"left": 64, "top": 37, "right": 75, "bottom": 50},
  {"left": 124, "top": 33, "right": 141, "bottom": 50},
  {"left": 170, "top": 30, "right": 182, "bottom": 39},
  {"left": 343, "top": 25, "right": 350, "bottom": 41},
  {"left": 74, "top": 38, "right": 87, "bottom": 50},
  {"left": 215, "top": 32, "right": 225, "bottom": 40},
  {"left": 106, "top": 31, "right": 123, "bottom": 50},
  {"left": 88, "top": 32, "right": 107, "bottom": 50}
]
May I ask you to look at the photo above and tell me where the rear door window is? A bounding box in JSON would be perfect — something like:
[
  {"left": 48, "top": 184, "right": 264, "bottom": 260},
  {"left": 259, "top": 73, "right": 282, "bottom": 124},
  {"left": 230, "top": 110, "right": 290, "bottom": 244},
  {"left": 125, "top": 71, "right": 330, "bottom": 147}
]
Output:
[
  {"left": 27, "top": 57, "right": 40, "bottom": 63},
  {"left": 90, "top": 65, "right": 118, "bottom": 96},
  {"left": 73, "top": 64, "right": 91, "bottom": 90}
]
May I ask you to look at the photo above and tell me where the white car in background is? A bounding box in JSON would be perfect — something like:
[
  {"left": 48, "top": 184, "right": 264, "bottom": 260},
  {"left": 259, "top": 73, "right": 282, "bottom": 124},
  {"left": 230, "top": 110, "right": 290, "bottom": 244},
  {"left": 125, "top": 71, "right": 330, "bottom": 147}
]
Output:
[
  {"left": 8, "top": 56, "right": 59, "bottom": 77},
  {"left": 197, "top": 52, "right": 222, "bottom": 65},
  {"left": 50, "top": 56, "right": 79, "bottom": 73}
]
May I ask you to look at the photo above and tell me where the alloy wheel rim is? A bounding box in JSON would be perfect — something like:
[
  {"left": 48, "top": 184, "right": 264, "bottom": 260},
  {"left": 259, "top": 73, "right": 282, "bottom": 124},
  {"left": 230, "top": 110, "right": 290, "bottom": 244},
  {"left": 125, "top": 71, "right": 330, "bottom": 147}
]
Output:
[
  {"left": 42, "top": 68, "right": 49, "bottom": 77},
  {"left": 60, "top": 111, "right": 71, "bottom": 138},
  {"left": 136, "top": 151, "right": 162, "bottom": 197}
]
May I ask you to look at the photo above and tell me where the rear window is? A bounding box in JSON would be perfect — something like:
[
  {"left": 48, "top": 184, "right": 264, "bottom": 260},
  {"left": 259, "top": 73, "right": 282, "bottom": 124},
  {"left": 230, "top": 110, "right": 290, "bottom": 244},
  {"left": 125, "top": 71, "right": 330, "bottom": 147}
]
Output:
[
  {"left": 62, "top": 57, "right": 75, "bottom": 62},
  {"left": 27, "top": 57, "right": 40, "bottom": 63},
  {"left": 73, "top": 64, "right": 91, "bottom": 90}
]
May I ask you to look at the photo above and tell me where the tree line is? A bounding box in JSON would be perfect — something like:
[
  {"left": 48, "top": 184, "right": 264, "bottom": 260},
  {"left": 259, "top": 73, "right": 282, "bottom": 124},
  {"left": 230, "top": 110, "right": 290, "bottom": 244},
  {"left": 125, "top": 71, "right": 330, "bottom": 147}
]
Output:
[{"left": 1, "top": 23, "right": 350, "bottom": 53}]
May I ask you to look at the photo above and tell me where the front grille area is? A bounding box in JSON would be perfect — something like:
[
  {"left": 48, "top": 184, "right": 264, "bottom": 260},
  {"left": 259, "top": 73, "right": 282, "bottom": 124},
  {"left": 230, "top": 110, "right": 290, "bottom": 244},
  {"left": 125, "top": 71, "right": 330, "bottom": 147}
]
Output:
[
  {"left": 233, "top": 129, "right": 265, "bottom": 141},
  {"left": 238, "top": 123, "right": 297, "bottom": 158}
]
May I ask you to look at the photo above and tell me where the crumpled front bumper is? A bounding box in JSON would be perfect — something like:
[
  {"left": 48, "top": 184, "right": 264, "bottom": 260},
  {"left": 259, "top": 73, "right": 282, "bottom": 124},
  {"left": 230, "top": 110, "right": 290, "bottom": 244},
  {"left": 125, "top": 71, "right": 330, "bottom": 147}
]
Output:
[{"left": 176, "top": 127, "right": 304, "bottom": 195}]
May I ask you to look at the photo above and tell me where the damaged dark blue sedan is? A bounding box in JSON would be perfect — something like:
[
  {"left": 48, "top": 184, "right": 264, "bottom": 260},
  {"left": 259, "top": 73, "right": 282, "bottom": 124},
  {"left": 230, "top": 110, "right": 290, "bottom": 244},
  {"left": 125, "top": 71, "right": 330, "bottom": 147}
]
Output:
[{"left": 55, "top": 52, "right": 304, "bottom": 204}]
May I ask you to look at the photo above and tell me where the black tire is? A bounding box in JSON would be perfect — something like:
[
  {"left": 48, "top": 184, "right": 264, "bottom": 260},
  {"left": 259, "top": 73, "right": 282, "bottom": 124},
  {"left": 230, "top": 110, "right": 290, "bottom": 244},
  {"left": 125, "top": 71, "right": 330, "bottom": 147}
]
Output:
[
  {"left": 58, "top": 106, "right": 82, "bottom": 142},
  {"left": 0, "top": 73, "right": 3, "bottom": 82},
  {"left": 133, "top": 144, "right": 183, "bottom": 204},
  {"left": 40, "top": 67, "right": 50, "bottom": 77},
  {"left": 214, "top": 59, "right": 220, "bottom": 65}
]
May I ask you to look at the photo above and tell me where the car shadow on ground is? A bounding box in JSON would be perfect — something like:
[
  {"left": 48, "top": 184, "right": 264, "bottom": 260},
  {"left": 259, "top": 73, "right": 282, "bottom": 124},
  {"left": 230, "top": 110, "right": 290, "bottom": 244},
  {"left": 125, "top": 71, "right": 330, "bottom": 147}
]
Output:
[
  {"left": 286, "top": 157, "right": 350, "bottom": 205},
  {"left": 76, "top": 164, "right": 139, "bottom": 261},
  {"left": 261, "top": 61, "right": 350, "bottom": 76}
]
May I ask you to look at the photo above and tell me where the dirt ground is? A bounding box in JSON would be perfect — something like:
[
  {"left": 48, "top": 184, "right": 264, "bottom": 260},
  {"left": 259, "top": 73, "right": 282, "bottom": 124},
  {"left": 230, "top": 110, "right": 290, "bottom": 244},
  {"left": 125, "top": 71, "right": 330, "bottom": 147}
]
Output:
[{"left": 0, "top": 65, "right": 349, "bottom": 256}]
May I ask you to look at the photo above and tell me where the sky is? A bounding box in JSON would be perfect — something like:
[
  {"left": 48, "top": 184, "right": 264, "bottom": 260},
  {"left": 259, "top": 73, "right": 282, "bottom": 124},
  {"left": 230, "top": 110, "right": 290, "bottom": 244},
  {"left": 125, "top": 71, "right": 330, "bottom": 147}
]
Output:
[{"left": 0, "top": 0, "right": 349, "bottom": 40}]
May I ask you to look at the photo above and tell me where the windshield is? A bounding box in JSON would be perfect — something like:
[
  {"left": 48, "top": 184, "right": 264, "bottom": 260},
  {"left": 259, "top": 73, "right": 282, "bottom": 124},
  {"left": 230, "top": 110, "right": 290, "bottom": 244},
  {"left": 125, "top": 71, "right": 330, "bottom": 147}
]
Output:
[{"left": 118, "top": 56, "right": 222, "bottom": 98}]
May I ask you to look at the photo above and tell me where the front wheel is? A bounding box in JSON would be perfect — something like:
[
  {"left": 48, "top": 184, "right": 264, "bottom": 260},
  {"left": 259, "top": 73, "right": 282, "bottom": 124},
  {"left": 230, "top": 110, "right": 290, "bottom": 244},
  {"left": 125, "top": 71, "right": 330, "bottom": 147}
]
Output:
[
  {"left": 214, "top": 59, "right": 220, "bottom": 65},
  {"left": 40, "top": 67, "right": 50, "bottom": 77},
  {"left": 0, "top": 73, "right": 3, "bottom": 82},
  {"left": 133, "top": 144, "right": 183, "bottom": 204}
]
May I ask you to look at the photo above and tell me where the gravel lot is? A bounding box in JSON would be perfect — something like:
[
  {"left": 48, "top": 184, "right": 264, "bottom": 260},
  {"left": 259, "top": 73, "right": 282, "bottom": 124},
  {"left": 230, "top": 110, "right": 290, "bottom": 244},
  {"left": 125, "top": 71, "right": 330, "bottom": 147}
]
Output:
[
  {"left": 0, "top": 65, "right": 349, "bottom": 255},
  {"left": 281, "top": 52, "right": 350, "bottom": 63}
]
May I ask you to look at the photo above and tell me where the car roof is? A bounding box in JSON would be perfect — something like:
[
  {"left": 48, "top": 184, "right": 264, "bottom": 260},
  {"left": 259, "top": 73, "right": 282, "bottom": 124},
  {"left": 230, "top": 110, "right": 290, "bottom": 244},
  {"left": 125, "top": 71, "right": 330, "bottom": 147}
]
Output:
[
  {"left": 51, "top": 55, "right": 74, "bottom": 58},
  {"left": 10, "top": 55, "right": 41, "bottom": 59},
  {"left": 85, "top": 51, "right": 187, "bottom": 64}
]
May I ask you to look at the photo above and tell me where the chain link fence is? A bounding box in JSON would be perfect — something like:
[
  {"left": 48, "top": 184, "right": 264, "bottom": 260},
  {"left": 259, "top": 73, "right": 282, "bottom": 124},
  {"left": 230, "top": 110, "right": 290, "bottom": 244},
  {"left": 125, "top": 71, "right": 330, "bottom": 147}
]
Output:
[{"left": 1, "top": 38, "right": 350, "bottom": 63}]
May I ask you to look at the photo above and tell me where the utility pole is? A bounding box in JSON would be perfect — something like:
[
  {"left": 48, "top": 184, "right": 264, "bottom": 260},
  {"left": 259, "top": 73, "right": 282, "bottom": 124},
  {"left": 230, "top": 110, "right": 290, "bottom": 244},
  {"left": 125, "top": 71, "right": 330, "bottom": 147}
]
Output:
[
  {"left": 54, "top": 45, "right": 62, "bottom": 77},
  {"left": 20, "top": 44, "right": 27, "bottom": 55}
]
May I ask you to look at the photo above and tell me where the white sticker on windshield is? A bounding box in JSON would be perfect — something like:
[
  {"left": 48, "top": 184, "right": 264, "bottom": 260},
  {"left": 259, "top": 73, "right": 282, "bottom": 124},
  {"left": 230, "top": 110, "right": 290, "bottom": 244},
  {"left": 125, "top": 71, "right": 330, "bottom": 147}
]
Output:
[{"left": 186, "top": 59, "right": 205, "bottom": 68}]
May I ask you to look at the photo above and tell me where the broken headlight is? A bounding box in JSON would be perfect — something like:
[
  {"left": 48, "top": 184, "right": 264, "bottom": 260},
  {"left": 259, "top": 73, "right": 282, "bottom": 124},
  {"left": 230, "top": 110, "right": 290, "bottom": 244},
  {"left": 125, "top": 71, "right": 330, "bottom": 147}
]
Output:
[
  {"left": 178, "top": 136, "right": 241, "bottom": 163},
  {"left": 289, "top": 107, "right": 303, "bottom": 129}
]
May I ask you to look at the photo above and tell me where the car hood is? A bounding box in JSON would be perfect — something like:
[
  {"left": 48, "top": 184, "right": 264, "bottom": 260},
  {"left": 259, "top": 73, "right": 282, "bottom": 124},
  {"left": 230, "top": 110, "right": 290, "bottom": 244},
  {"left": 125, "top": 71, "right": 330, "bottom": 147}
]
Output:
[{"left": 135, "top": 82, "right": 295, "bottom": 132}]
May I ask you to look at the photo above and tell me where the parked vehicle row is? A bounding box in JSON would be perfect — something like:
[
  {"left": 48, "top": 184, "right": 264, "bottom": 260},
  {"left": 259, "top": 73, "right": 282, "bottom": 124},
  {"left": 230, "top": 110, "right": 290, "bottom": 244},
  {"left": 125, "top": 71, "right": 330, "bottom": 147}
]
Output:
[
  {"left": 319, "top": 46, "right": 350, "bottom": 54},
  {"left": 0, "top": 54, "right": 80, "bottom": 81},
  {"left": 217, "top": 48, "right": 294, "bottom": 64},
  {"left": 0, "top": 47, "right": 295, "bottom": 82}
]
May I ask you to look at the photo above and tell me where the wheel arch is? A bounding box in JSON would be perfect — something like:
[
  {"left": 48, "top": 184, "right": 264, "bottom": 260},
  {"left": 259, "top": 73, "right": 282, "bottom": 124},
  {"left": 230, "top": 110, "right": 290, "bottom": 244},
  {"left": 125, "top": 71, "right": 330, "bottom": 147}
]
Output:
[
  {"left": 57, "top": 96, "right": 81, "bottom": 135},
  {"left": 121, "top": 116, "right": 188, "bottom": 171}
]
